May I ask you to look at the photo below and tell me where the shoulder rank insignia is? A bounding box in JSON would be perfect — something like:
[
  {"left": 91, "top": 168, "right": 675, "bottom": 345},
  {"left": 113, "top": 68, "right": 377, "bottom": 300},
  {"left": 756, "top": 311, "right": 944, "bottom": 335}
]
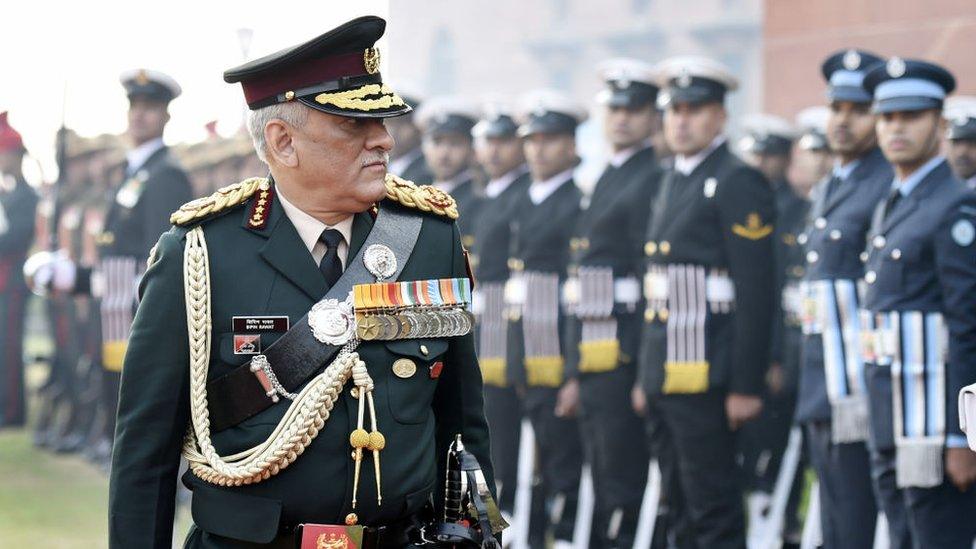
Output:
[
  {"left": 731, "top": 212, "right": 773, "bottom": 240},
  {"left": 384, "top": 173, "right": 459, "bottom": 220},
  {"left": 170, "top": 177, "right": 270, "bottom": 227}
]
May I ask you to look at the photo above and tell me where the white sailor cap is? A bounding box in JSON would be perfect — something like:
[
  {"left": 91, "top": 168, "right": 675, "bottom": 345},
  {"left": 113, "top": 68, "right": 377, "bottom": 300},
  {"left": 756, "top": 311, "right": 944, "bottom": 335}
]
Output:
[
  {"left": 596, "top": 58, "right": 660, "bottom": 108},
  {"left": 415, "top": 95, "right": 481, "bottom": 137},
  {"left": 794, "top": 106, "right": 831, "bottom": 151},
  {"left": 119, "top": 68, "right": 182, "bottom": 103},
  {"left": 655, "top": 55, "right": 739, "bottom": 108},
  {"left": 516, "top": 89, "right": 588, "bottom": 137},
  {"left": 738, "top": 113, "right": 798, "bottom": 156},
  {"left": 473, "top": 98, "right": 520, "bottom": 139},
  {"left": 945, "top": 96, "right": 976, "bottom": 141}
]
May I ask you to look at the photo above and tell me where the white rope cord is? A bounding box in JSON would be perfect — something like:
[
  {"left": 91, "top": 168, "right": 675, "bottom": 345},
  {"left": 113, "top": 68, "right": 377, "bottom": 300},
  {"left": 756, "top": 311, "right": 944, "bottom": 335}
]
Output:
[{"left": 180, "top": 226, "right": 371, "bottom": 486}]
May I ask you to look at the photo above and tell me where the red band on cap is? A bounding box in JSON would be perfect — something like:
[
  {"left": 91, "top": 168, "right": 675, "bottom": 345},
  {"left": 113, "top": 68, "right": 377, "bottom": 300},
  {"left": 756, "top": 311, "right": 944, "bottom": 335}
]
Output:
[{"left": 242, "top": 51, "right": 367, "bottom": 106}]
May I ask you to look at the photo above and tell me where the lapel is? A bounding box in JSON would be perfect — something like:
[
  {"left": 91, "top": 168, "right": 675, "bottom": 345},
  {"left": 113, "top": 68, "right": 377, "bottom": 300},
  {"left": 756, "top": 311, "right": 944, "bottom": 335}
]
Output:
[
  {"left": 651, "top": 143, "right": 727, "bottom": 238},
  {"left": 821, "top": 147, "right": 884, "bottom": 217},
  {"left": 253, "top": 194, "right": 328, "bottom": 301},
  {"left": 879, "top": 160, "right": 950, "bottom": 235},
  {"left": 347, "top": 210, "right": 374, "bottom": 261},
  {"left": 808, "top": 174, "right": 832, "bottom": 220}
]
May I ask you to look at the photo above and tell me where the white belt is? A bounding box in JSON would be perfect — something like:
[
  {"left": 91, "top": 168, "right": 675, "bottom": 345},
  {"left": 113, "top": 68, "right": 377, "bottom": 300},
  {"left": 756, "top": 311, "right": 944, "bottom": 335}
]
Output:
[
  {"left": 562, "top": 276, "right": 641, "bottom": 306},
  {"left": 643, "top": 270, "right": 735, "bottom": 303}
]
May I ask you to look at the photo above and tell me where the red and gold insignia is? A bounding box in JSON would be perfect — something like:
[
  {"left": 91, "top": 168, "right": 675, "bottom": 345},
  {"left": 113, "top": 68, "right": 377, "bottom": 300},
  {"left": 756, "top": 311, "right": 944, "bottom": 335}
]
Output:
[{"left": 246, "top": 185, "right": 275, "bottom": 230}]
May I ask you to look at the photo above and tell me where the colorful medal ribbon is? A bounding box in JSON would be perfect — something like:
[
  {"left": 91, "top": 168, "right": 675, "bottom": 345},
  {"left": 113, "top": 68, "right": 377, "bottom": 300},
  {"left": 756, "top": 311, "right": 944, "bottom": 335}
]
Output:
[{"left": 353, "top": 278, "right": 473, "bottom": 341}]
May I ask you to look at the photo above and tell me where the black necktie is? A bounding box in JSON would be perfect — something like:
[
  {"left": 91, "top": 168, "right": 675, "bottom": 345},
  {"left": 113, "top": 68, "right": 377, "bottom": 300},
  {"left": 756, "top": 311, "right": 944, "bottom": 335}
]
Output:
[
  {"left": 318, "top": 229, "right": 344, "bottom": 289},
  {"left": 881, "top": 187, "right": 902, "bottom": 222},
  {"left": 823, "top": 174, "right": 841, "bottom": 203}
]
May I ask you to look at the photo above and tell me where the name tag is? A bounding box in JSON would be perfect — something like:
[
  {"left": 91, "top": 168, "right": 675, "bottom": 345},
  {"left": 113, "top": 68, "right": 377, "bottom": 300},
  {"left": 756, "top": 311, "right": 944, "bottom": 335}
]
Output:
[{"left": 232, "top": 315, "right": 290, "bottom": 333}]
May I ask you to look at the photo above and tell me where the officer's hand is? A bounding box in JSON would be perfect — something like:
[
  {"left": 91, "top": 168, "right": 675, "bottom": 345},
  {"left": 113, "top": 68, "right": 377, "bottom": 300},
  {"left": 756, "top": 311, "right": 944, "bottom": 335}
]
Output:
[
  {"left": 631, "top": 384, "right": 647, "bottom": 417},
  {"left": 725, "top": 393, "right": 763, "bottom": 430},
  {"left": 555, "top": 378, "right": 580, "bottom": 418},
  {"left": 766, "top": 363, "right": 784, "bottom": 395},
  {"left": 946, "top": 447, "right": 976, "bottom": 492}
]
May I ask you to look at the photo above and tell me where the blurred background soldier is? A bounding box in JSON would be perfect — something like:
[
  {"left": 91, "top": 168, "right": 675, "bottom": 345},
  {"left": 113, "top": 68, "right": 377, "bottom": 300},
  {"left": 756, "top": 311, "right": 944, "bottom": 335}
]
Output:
[
  {"left": 507, "top": 89, "right": 587, "bottom": 549},
  {"left": 790, "top": 106, "right": 833, "bottom": 191},
  {"left": 564, "top": 58, "right": 660, "bottom": 549},
  {"left": 944, "top": 96, "right": 976, "bottom": 190},
  {"left": 387, "top": 86, "right": 434, "bottom": 184},
  {"left": 794, "top": 49, "right": 889, "bottom": 549},
  {"left": 0, "top": 112, "right": 38, "bottom": 429},
  {"left": 638, "top": 55, "right": 776, "bottom": 549}
]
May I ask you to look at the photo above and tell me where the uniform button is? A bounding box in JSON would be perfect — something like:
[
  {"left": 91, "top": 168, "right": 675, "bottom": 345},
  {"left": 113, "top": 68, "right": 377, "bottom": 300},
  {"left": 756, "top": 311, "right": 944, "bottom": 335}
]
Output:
[
  {"left": 829, "top": 229, "right": 842, "bottom": 241},
  {"left": 580, "top": 238, "right": 590, "bottom": 250},
  {"left": 644, "top": 309, "right": 656, "bottom": 323},
  {"left": 791, "top": 266, "right": 805, "bottom": 277},
  {"left": 806, "top": 250, "right": 819, "bottom": 264},
  {"left": 660, "top": 241, "right": 671, "bottom": 255},
  {"left": 860, "top": 251, "right": 869, "bottom": 263},
  {"left": 814, "top": 217, "right": 827, "bottom": 229},
  {"left": 420, "top": 344, "right": 429, "bottom": 356},
  {"left": 659, "top": 308, "right": 670, "bottom": 321},
  {"left": 865, "top": 270, "right": 877, "bottom": 284},
  {"left": 873, "top": 235, "right": 886, "bottom": 249},
  {"left": 891, "top": 248, "right": 901, "bottom": 260},
  {"left": 570, "top": 238, "right": 580, "bottom": 251},
  {"left": 645, "top": 241, "right": 657, "bottom": 256},
  {"left": 797, "top": 233, "right": 808, "bottom": 245}
]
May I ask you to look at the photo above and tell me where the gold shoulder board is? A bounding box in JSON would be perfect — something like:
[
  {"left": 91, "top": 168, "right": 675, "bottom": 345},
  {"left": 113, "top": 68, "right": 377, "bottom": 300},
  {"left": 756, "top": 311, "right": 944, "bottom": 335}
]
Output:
[
  {"left": 384, "top": 173, "right": 459, "bottom": 220},
  {"left": 170, "top": 177, "right": 270, "bottom": 227}
]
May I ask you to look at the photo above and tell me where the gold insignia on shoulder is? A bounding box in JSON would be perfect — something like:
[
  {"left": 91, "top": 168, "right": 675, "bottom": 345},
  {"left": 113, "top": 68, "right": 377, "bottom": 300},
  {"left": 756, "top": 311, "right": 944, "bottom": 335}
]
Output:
[
  {"left": 383, "top": 173, "right": 459, "bottom": 220},
  {"left": 364, "top": 47, "right": 381, "bottom": 75},
  {"left": 170, "top": 177, "right": 270, "bottom": 226},
  {"left": 732, "top": 212, "right": 773, "bottom": 240}
]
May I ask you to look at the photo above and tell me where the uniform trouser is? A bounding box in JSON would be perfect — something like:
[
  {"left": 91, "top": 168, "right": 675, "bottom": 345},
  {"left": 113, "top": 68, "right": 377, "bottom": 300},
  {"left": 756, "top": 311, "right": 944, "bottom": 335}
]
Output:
[
  {"left": 524, "top": 386, "right": 584, "bottom": 543},
  {"left": 653, "top": 391, "right": 746, "bottom": 549},
  {"left": 579, "top": 366, "right": 649, "bottom": 549},
  {"left": 483, "top": 384, "right": 523, "bottom": 513},
  {"left": 803, "top": 420, "right": 877, "bottom": 549},
  {"left": 0, "top": 286, "right": 28, "bottom": 426},
  {"left": 643, "top": 393, "right": 694, "bottom": 548},
  {"left": 740, "top": 392, "right": 796, "bottom": 494}
]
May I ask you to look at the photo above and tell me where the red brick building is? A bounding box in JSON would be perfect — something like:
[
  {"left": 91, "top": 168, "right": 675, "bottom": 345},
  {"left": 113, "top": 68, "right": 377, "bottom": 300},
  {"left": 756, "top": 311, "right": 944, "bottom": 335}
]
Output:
[{"left": 764, "top": 0, "right": 976, "bottom": 118}]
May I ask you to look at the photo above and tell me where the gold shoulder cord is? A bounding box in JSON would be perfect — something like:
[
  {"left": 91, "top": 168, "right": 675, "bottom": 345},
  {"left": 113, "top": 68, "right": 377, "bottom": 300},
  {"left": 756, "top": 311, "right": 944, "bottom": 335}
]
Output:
[
  {"left": 383, "top": 174, "right": 460, "bottom": 220},
  {"left": 170, "top": 177, "right": 268, "bottom": 227}
]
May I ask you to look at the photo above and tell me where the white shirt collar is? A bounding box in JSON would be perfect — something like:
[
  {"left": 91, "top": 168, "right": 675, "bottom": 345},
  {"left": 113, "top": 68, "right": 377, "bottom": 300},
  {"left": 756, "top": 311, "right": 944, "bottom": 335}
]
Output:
[
  {"left": 609, "top": 140, "right": 652, "bottom": 169},
  {"left": 832, "top": 157, "right": 861, "bottom": 181},
  {"left": 125, "top": 137, "right": 165, "bottom": 174},
  {"left": 388, "top": 147, "right": 423, "bottom": 178},
  {"left": 674, "top": 135, "right": 726, "bottom": 176},
  {"left": 276, "top": 185, "right": 354, "bottom": 267},
  {"left": 529, "top": 167, "right": 575, "bottom": 205},
  {"left": 485, "top": 165, "right": 528, "bottom": 198}
]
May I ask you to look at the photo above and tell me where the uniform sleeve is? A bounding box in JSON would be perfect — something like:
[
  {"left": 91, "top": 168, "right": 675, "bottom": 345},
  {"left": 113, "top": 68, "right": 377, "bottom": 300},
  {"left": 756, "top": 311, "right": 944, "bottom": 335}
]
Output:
[
  {"left": 431, "top": 222, "right": 496, "bottom": 512},
  {"left": 716, "top": 167, "right": 777, "bottom": 395},
  {"left": 142, "top": 167, "right": 193, "bottom": 255},
  {"left": 108, "top": 228, "right": 191, "bottom": 549},
  {"left": 934, "top": 200, "right": 976, "bottom": 439},
  {"left": 0, "top": 185, "right": 38, "bottom": 254}
]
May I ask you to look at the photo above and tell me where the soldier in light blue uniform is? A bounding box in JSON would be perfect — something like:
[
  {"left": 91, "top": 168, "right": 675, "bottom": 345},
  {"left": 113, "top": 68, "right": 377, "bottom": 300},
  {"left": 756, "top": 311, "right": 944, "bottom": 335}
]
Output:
[
  {"left": 861, "top": 57, "right": 976, "bottom": 549},
  {"left": 793, "top": 49, "right": 890, "bottom": 549}
]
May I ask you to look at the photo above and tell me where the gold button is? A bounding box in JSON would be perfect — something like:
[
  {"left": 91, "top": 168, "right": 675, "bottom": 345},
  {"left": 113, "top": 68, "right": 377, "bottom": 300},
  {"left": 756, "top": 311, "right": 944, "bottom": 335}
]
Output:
[
  {"left": 392, "top": 358, "right": 417, "bottom": 378},
  {"left": 644, "top": 309, "right": 656, "bottom": 323},
  {"left": 645, "top": 241, "right": 657, "bottom": 256},
  {"left": 580, "top": 238, "right": 590, "bottom": 250},
  {"left": 570, "top": 238, "right": 580, "bottom": 251},
  {"left": 462, "top": 235, "right": 475, "bottom": 248},
  {"left": 420, "top": 344, "right": 429, "bottom": 356},
  {"left": 345, "top": 513, "right": 358, "bottom": 526},
  {"left": 660, "top": 241, "right": 671, "bottom": 255},
  {"left": 284, "top": 90, "right": 295, "bottom": 101},
  {"left": 659, "top": 308, "right": 670, "bottom": 321}
]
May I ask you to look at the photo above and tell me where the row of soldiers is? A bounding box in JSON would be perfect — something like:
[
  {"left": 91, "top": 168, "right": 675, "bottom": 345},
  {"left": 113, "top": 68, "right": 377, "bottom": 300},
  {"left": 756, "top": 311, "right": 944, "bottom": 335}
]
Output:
[{"left": 378, "top": 50, "right": 976, "bottom": 548}]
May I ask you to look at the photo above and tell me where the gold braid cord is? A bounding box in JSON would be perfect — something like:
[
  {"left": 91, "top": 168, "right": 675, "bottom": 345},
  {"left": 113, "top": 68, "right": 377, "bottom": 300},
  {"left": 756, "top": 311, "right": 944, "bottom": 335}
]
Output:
[
  {"left": 314, "top": 84, "right": 406, "bottom": 112},
  {"left": 170, "top": 177, "right": 269, "bottom": 227},
  {"left": 180, "top": 226, "right": 371, "bottom": 486},
  {"left": 383, "top": 174, "right": 459, "bottom": 220}
]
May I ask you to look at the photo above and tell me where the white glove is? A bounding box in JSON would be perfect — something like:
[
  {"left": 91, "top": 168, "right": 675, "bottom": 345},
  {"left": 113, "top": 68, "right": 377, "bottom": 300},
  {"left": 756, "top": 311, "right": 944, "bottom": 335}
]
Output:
[
  {"left": 959, "top": 384, "right": 976, "bottom": 451},
  {"left": 23, "top": 250, "right": 76, "bottom": 294}
]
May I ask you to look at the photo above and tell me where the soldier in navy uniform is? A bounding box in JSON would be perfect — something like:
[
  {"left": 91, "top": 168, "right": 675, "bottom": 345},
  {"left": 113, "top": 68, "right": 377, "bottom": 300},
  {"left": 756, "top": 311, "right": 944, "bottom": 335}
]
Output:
[
  {"left": 0, "top": 112, "right": 37, "bottom": 428},
  {"left": 860, "top": 57, "right": 976, "bottom": 549},
  {"left": 564, "top": 58, "right": 661, "bottom": 549},
  {"left": 944, "top": 96, "right": 976, "bottom": 189},
  {"left": 387, "top": 88, "right": 434, "bottom": 184},
  {"left": 637, "top": 56, "right": 776, "bottom": 549},
  {"left": 469, "top": 104, "right": 531, "bottom": 525},
  {"left": 792, "top": 49, "right": 891, "bottom": 549},
  {"left": 506, "top": 89, "right": 586, "bottom": 549},
  {"left": 415, "top": 97, "right": 483, "bottom": 251}
]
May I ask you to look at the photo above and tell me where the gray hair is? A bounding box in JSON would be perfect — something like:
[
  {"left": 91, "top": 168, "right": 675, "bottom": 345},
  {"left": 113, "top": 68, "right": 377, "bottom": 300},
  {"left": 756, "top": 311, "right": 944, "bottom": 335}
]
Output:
[{"left": 246, "top": 102, "right": 310, "bottom": 162}]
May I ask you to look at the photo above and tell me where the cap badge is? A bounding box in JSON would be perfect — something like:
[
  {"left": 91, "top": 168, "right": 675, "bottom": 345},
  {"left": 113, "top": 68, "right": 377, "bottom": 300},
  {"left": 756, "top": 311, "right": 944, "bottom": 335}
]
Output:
[
  {"left": 676, "top": 68, "right": 692, "bottom": 88},
  {"left": 364, "top": 47, "right": 381, "bottom": 75},
  {"left": 887, "top": 57, "right": 906, "bottom": 78},
  {"left": 135, "top": 69, "right": 150, "bottom": 86},
  {"left": 842, "top": 50, "right": 861, "bottom": 70}
]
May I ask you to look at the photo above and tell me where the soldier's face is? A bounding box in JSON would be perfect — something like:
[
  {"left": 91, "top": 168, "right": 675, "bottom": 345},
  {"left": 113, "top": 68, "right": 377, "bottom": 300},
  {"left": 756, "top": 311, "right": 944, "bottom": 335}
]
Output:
[
  {"left": 523, "top": 133, "right": 576, "bottom": 181},
  {"left": 126, "top": 97, "right": 169, "bottom": 146},
  {"left": 387, "top": 115, "right": 422, "bottom": 158},
  {"left": 877, "top": 109, "right": 944, "bottom": 168},
  {"left": 744, "top": 152, "right": 790, "bottom": 183},
  {"left": 948, "top": 139, "right": 976, "bottom": 180},
  {"left": 826, "top": 101, "right": 876, "bottom": 157},
  {"left": 663, "top": 101, "right": 726, "bottom": 155},
  {"left": 423, "top": 133, "right": 473, "bottom": 181},
  {"left": 475, "top": 136, "right": 524, "bottom": 179},
  {"left": 604, "top": 104, "right": 658, "bottom": 150}
]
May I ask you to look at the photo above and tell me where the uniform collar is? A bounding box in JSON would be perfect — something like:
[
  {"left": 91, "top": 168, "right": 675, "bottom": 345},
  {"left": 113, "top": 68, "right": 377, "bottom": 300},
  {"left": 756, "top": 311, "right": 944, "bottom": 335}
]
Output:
[
  {"left": 892, "top": 155, "right": 945, "bottom": 197},
  {"left": 674, "top": 135, "right": 725, "bottom": 176},
  {"left": 832, "top": 157, "right": 861, "bottom": 181},
  {"left": 126, "top": 137, "right": 165, "bottom": 174},
  {"left": 529, "top": 167, "right": 575, "bottom": 205},
  {"left": 609, "top": 139, "right": 653, "bottom": 168},
  {"left": 485, "top": 165, "right": 528, "bottom": 198},
  {"left": 276, "top": 184, "right": 354, "bottom": 258}
]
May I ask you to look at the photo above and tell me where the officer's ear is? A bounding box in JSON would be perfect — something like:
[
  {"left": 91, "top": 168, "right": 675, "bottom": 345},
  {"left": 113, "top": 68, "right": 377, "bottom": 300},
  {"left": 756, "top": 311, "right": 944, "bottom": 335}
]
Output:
[{"left": 265, "top": 119, "right": 299, "bottom": 168}]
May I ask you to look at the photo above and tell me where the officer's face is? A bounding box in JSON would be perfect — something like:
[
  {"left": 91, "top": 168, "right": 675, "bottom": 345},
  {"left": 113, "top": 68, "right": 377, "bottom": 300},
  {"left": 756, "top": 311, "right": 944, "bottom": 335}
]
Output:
[
  {"left": 126, "top": 97, "right": 170, "bottom": 146},
  {"left": 422, "top": 133, "right": 473, "bottom": 181},
  {"left": 475, "top": 136, "right": 524, "bottom": 179},
  {"left": 877, "top": 109, "right": 944, "bottom": 168},
  {"left": 826, "top": 101, "right": 876, "bottom": 158},
  {"left": 271, "top": 109, "right": 394, "bottom": 216},
  {"left": 523, "top": 133, "right": 577, "bottom": 181},
  {"left": 948, "top": 139, "right": 976, "bottom": 180},
  {"left": 387, "top": 115, "right": 422, "bottom": 158},
  {"left": 604, "top": 104, "right": 658, "bottom": 150},
  {"left": 663, "top": 101, "right": 726, "bottom": 156}
]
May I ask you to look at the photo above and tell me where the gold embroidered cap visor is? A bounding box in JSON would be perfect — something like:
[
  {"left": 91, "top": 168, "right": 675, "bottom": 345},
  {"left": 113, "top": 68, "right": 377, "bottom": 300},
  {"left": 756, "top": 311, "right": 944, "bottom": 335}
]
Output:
[{"left": 223, "top": 15, "right": 410, "bottom": 119}]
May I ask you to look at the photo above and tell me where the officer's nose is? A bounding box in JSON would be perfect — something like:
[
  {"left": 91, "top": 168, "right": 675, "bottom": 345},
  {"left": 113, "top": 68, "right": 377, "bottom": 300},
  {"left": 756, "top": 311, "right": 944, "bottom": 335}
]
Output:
[{"left": 366, "top": 119, "right": 395, "bottom": 152}]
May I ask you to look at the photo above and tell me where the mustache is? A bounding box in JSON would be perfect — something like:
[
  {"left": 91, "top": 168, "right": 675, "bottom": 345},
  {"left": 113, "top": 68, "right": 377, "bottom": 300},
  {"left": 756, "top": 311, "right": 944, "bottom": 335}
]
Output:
[{"left": 362, "top": 152, "right": 390, "bottom": 167}]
